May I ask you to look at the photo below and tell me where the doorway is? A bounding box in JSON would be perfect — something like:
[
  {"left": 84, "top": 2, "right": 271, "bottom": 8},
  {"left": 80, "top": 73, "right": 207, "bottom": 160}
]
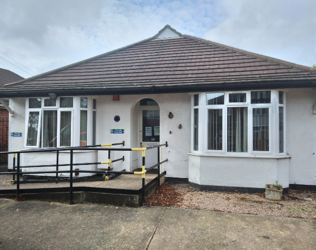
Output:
[{"left": 138, "top": 98, "right": 160, "bottom": 169}]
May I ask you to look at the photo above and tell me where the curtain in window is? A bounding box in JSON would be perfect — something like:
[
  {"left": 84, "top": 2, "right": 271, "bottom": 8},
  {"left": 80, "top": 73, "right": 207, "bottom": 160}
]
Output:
[
  {"left": 253, "top": 108, "right": 269, "bottom": 151},
  {"left": 279, "top": 107, "right": 284, "bottom": 153},
  {"left": 208, "top": 109, "right": 222, "bottom": 150},
  {"left": 194, "top": 109, "right": 199, "bottom": 150},
  {"left": 60, "top": 111, "right": 71, "bottom": 146},
  {"left": 80, "top": 110, "right": 87, "bottom": 146},
  {"left": 26, "top": 112, "right": 40, "bottom": 146},
  {"left": 227, "top": 107, "right": 248, "bottom": 152},
  {"left": 43, "top": 111, "right": 57, "bottom": 147}
]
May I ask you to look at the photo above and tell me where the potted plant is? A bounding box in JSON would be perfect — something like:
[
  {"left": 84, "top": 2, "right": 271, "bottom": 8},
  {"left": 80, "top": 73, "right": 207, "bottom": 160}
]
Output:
[{"left": 265, "top": 181, "right": 283, "bottom": 201}]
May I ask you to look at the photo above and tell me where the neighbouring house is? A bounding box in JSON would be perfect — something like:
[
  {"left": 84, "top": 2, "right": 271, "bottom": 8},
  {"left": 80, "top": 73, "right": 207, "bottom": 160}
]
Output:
[
  {"left": 0, "top": 25, "right": 316, "bottom": 192},
  {"left": 0, "top": 68, "right": 24, "bottom": 164}
]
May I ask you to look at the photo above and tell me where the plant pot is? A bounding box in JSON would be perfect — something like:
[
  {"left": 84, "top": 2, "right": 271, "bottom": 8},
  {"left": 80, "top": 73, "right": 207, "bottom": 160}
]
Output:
[{"left": 265, "top": 184, "right": 283, "bottom": 201}]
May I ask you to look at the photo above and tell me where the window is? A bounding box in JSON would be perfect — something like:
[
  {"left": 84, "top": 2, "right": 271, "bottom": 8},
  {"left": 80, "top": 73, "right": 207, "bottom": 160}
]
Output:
[
  {"left": 193, "top": 94, "right": 199, "bottom": 150},
  {"left": 278, "top": 91, "right": 285, "bottom": 153},
  {"left": 80, "top": 97, "right": 88, "bottom": 146},
  {"left": 92, "top": 99, "right": 97, "bottom": 145},
  {"left": 26, "top": 96, "right": 96, "bottom": 148},
  {"left": 192, "top": 90, "right": 285, "bottom": 155},
  {"left": 26, "top": 97, "right": 74, "bottom": 147}
]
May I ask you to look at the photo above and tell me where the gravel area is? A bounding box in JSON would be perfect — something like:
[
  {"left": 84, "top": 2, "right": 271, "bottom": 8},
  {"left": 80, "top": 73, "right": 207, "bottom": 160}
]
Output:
[{"left": 146, "top": 183, "right": 316, "bottom": 220}]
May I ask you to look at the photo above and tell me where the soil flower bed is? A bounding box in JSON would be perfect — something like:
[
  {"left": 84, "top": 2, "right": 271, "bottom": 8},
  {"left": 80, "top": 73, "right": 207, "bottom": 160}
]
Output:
[{"left": 145, "top": 183, "right": 316, "bottom": 220}]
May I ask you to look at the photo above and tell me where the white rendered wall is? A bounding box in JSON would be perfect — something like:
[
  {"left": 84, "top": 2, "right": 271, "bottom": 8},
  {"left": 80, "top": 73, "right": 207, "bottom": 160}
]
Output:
[
  {"left": 189, "top": 154, "right": 290, "bottom": 188},
  {"left": 8, "top": 98, "right": 25, "bottom": 169},
  {"left": 8, "top": 94, "right": 191, "bottom": 179},
  {"left": 97, "top": 93, "right": 191, "bottom": 178},
  {"left": 286, "top": 88, "right": 316, "bottom": 185}
]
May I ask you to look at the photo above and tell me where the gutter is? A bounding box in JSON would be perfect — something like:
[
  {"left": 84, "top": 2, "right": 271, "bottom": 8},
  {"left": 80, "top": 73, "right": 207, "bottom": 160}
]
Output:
[{"left": 0, "top": 80, "right": 316, "bottom": 98}]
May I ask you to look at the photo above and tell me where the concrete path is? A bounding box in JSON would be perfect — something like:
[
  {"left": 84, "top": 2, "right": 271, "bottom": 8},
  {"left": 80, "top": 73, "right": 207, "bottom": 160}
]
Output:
[{"left": 0, "top": 199, "right": 315, "bottom": 250}]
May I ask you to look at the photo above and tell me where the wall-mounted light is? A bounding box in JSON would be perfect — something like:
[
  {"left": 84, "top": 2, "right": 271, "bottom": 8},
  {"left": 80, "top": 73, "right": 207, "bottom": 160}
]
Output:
[
  {"left": 178, "top": 124, "right": 182, "bottom": 129},
  {"left": 168, "top": 112, "right": 174, "bottom": 119},
  {"left": 48, "top": 93, "right": 57, "bottom": 100}
]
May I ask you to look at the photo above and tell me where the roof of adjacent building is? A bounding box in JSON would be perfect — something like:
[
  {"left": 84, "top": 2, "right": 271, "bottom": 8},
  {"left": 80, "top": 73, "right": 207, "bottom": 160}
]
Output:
[
  {"left": 0, "top": 68, "right": 24, "bottom": 87},
  {"left": 1, "top": 25, "right": 316, "bottom": 98},
  {"left": 0, "top": 68, "right": 24, "bottom": 106}
]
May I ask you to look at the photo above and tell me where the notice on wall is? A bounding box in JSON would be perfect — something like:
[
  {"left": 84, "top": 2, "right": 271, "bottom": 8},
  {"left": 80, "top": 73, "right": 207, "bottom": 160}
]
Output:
[
  {"left": 11, "top": 132, "right": 22, "bottom": 137},
  {"left": 154, "top": 126, "right": 160, "bottom": 136},
  {"left": 145, "top": 127, "right": 152, "bottom": 136},
  {"left": 110, "top": 129, "right": 124, "bottom": 134}
]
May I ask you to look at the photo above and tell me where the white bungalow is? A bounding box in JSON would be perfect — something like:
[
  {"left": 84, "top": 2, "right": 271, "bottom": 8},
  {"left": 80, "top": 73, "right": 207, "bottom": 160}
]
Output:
[{"left": 1, "top": 25, "right": 316, "bottom": 192}]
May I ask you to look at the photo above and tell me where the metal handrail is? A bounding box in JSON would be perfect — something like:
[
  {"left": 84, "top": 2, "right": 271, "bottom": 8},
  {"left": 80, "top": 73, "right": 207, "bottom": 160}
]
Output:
[{"left": 0, "top": 141, "right": 168, "bottom": 205}]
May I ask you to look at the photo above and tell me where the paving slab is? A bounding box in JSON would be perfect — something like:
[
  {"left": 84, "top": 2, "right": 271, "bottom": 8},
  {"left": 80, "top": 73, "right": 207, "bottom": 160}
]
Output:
[
  {"left": 149, "top": 208, "right": 316, "bottom": 250},
  {"left": 0, "top": 199, "right": 164, "bottom": 250}
]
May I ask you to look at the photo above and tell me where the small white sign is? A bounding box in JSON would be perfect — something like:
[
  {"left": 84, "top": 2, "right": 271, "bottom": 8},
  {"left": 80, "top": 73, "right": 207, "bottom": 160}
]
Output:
[{"left": 145, "top": 127, "right": 152, "bottom": 136}]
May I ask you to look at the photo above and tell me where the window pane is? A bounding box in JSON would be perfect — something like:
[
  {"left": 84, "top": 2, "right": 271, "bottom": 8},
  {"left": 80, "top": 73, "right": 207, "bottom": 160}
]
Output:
[
  {"left": 229, "top": 93, "right": 246, "bottom": 103},
  {"left": 279, "top": 107, "right": 284, "bottom": 153},
  {"left": 43, "top": 111, "right": 57, "bottom": 147},
  {"left": 253, "top": 108, "right": 269, "bottom": 151},
  {"left": 60, "top": 111, "right": 71, "bottom": 146},
  {"left": 142, "top": 110, "right": 160, "bottom": 142},
  {"left": 60, "top": 97, "right": 73, "bottom": 108},
  {"left": 26, "top": 112, "right": 40, "bottom": 146},
  {"left": 279, "top": 91, "right": 284, "bottom": 104},
  {"left": 208, "top": 109, "right": 222, "bottom": 150},
  {"left": 29, "top": 98, "right": 41, "bottom": 108},
  {"left": 93, "top": 111, "right": 96, "bottom": 145},
  {"left": 44, "top": 99, "right": 56, "bottom": 107},
  {"left": 80, "top": 98, "right": 88, "bottom": 108},
  {"left": 80, "top": 110, "right": 87, "bottom": 146},
  {"left": 140, "top": 99, "right": 158, "bottom": 106},
  {"left": 227, "top": 107, "right": 248, "bottom": 152},
  {"left": 207, "top": 93, "right": 224, "bottom": 105},
  {"left": 93, "top": 99, "right": 97, "bottom": 109},
  {"left": 194, "top": 94, "right": 199, "bottom": 106},
  {"left": 194, "top": 109, "right": 199, "bottom": 150},
  {"left": 251, "top": 91, "right": 271, "bottom": 104}
]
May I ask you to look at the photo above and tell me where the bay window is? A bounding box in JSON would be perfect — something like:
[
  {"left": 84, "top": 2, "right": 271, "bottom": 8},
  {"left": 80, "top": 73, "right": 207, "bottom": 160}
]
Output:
[
  {"left": 192, "top": 90, "right": 285, "bottom": 155},
  {"left": 25, "top": 96, "right": 96, "bottom": 148}
]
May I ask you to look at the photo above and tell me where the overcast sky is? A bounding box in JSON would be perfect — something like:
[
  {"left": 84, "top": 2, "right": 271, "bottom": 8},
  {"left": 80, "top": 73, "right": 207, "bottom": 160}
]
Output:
[{"left": 0, "top": 0, "right": 315, "bottom": 79}]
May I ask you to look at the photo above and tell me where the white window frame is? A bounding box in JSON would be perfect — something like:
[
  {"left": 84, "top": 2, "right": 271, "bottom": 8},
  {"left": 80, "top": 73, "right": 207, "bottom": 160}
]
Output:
[
  {"left": 25, "top": 109, "right": 42, "bottom": 148},
  {"left": 192, "top": 90, "right": 286, "bottom": 157},
  {"left": 25, "top": 97, "right": 74, "bottom": 148}
]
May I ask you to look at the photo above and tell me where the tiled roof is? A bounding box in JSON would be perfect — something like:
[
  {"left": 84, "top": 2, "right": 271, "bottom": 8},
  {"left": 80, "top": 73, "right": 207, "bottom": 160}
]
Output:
[
  {"left": 1, "top": 25, "right": 316, "bottom": 97},
  {"left": 0, "top": 68, "right": 24, "bottom": 87}
]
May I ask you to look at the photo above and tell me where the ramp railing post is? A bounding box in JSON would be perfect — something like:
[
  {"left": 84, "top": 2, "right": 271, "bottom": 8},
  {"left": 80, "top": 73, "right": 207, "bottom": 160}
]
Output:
[
  {"left": 157, "top": 146, "right": 160, "bottom": 189},
  {"left": 16, "top": 152, "right": 20, "bottom": 198},
  {"left": 108, "top": 149, "right": 111, "bottom": 171},
  {"left": 69, "top": 149, "right": 74, "bottom": 205},
  {"left": 12, "top": 153, "right": 16, "bottom": 182},
  {"left": 56, "top": 150, "right": 59, "bottom": 183},
  {"left": 142, "top": 149, "right": 145, "bottom": 204}
]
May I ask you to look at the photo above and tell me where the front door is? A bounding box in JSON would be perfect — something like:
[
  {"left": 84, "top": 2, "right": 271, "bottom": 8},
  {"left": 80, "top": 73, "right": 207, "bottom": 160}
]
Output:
[{"left": 139, "top": 100, "right": 160, "bottom": 169}]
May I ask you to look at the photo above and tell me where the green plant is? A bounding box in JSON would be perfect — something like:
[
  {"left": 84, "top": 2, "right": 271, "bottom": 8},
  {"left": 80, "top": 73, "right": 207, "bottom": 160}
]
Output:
[{"left": 269, "top": 181, "right": 282, "bottom": 190}]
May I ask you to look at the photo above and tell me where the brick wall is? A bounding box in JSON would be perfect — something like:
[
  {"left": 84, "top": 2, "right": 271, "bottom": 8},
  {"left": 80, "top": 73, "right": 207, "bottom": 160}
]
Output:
[{"left": 0, "top": 107, "right": 9, "bottom": 163}]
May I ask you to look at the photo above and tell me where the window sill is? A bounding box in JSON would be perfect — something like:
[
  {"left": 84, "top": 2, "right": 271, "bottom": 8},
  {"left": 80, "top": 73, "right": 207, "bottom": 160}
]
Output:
[{"left": 188, "top": 152, "right": 290, "bottom": 159}]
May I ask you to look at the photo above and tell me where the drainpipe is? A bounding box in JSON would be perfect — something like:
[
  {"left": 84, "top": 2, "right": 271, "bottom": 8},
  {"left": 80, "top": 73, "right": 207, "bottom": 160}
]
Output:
[{"left": 0, "top": 98, "right": 14, "bottom": 116}]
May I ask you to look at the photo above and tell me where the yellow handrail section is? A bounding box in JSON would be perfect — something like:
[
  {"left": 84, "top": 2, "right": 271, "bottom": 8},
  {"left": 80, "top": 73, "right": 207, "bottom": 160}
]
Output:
[{"left": 132, "top": 148, "right": 147, "bottom": 178}]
